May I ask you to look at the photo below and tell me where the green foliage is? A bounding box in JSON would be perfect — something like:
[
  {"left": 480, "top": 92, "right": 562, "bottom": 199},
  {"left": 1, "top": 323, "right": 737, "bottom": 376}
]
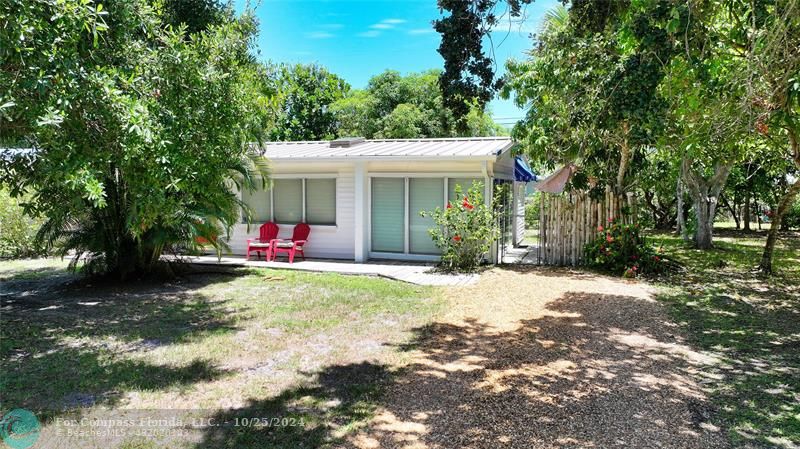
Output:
[
  {"left": 434, "top": 0, "right": 534, "bottom": 125},
  {"left": 0, "top": 189, "right": 46, "bottom": 258},
  {"left": 421, "top": 182, "right": 498, "bottom": 272},
  {"left": 329, "top": 69, "right": 503, "bottom": 139},
  {"left": 584, "top": 219, "right": 670, "bottom": 278},
  {"left": 502, "top": 3, "right": 672, "bottom": 192},
  {"left": 380, "top": 103, "right": 424, "bottom": 138},
  {"left": 267, "top": 63, "right": 350, "bottom": 141},
  {"left": 161, "top": 0, "right": 227, "bottom": 34},
  {"left": 783, "top": 197, "right": 800, "bottom": 230},
  {"left": 524, "top": 193, "right": 540, "bottom": 228},
  {"left": 0, "top": 1, "right": 270, "bottom": 278}
]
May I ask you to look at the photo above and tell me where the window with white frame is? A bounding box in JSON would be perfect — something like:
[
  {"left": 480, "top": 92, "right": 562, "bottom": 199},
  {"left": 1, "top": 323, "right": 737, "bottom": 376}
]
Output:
[{"left": 241, "top": 178, "right": 337, "bottom": 225}]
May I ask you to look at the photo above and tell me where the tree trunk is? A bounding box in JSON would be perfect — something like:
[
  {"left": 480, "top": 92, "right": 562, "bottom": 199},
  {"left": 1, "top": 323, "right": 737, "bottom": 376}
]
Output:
[
  {"left": 757, "top": 202, "right": 762, "bottom": 230},
  {"left": 681, "top": 157, "right": 732, "bottom": 250},
  {"left": 616, "top": 121, "right": 631, "bottom": 195},
  {"left": 759, "top": 178, "right": 800, "bottom": 273},
  {"left": 743, "top": 189, "right": 751, "bottom": 230},
  {"left": 676, "top": 176, "right": 688, "bottom": 240},
  {"left": 720, "top": 194, "right": 739, "bottom": 229},
  {"left": 694, "top": 196, "right": 715, "bottom": 249},
  {"left": 760, "top": 129, "right": 800, "bottom": 274}
]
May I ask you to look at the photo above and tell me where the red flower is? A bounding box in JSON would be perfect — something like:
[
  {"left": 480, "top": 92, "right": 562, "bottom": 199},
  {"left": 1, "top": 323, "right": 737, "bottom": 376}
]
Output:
[
  {"left": 607, "top": 217, "right": 614, "bottom": 223},
  {"left": 631, "top": 255, "right": 638, "bottom": 260},
  {"left": 446, "top": 202, "right": 452, "bottom": 209},
  {"left": 597, "top": 225, "right": 604, "bottom": 232},
  {"left": 606, "top": 235, "right": 614, "bottom": 243},
  {"left": 654, "top": 256, "right": 660, "bottom": 262},
  {"left": 453, "top": 235, "right": 462, "bottom": 242},
  {"left": 462, "top": 197, "right": 474, "bottom": 210},
  {"left": 632, "top": 266, "right": 638, "bottom": 271}
]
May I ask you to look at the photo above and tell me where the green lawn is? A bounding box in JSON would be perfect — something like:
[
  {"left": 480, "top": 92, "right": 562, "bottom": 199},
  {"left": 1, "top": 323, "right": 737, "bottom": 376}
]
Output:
[
  {"left": 0, "top": 259, "right": 442, "bottom": 448},
  {"left": 649, "top": 228, "right": 800, "bottom": 447},
  {"left": 2, "top": 228, "right": 797, "bottom": 448}
]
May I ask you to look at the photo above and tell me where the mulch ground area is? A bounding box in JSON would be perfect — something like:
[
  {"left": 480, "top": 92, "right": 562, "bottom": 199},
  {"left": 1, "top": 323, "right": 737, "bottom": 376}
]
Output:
[{"left": 344, "top": 266, "right": 734, "bottom": 449}]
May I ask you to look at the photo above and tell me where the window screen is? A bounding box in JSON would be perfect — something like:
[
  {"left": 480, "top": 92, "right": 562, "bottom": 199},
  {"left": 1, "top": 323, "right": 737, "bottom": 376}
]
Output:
[
  {"left": 273, "top": 179, "right": 303, "bottom": 223},
  {"left": 305, "top": 179, "right": 336, "bottom": 225},
  {"left": 409, "top": 178, "right": 443, "bottom": 255},
  {"left": 448, "top": 178, "right": 482, "bottom": 202},
  {"left": 241, "top": 183, "right": 271, "bottom": 223},
  {"left": 371, "top": 178, "right": 405, "bottom": 253}
]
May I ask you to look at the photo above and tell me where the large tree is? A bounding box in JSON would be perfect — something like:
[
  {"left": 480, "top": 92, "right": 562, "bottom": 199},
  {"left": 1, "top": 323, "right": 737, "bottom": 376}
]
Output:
[
  {"left": 503, "top": 3, "right": 671, "bottom": 198},
  {"left": 0, "top": 0, "right": 271, "bottom": 278},
  {"left": 736, "top": 0, "right": 800, "bottom": 273},
  {"left": 267, "top": 63, "right": 350, "bottom": 141},
  {"left": 330, "top": 69, "right": 504, "bottom": 139}
]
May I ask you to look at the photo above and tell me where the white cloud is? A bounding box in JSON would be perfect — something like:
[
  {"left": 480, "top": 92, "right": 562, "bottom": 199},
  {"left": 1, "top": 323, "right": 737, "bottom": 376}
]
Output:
[
  {"left": 321, "top": 23, "right": 344, "bottom": 30},
  {"left": 307, "top": 31, "right": 335, "bottom": 39},
  {"left": 408, "top": 28, "right": 435, "bottom": 35},
  {"left": 357, "top": 30, "right": 381, "bottom": 38},
  {"left": 359, "top": 18, "right": 409, "bottom": 37}
]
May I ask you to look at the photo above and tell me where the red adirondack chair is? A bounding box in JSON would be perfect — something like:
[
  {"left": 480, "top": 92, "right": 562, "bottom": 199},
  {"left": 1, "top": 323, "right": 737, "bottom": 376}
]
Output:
[
  {"left": 270, "top": 223, "right": 310, "bottom": 263},
  {"left": 246, "top": 222, "right": 279, "bottom": 261}
]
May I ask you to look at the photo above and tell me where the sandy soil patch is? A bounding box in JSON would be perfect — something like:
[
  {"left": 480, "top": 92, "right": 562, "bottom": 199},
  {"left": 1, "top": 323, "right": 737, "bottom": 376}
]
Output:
[{"left": 345, "top": 266, "right": 733, "bottom": 449}]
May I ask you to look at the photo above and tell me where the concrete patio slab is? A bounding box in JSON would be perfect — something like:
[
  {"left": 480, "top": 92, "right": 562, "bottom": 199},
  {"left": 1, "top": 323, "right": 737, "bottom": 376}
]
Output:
[{"left": 178, "top": 255, "right": 479, "bottom": 286}]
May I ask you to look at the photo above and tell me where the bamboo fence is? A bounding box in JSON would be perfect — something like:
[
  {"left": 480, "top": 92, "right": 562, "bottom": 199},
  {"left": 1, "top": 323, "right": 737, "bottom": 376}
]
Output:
[{"left": 539, "top": 188, "right": 637, "bottom": 266}]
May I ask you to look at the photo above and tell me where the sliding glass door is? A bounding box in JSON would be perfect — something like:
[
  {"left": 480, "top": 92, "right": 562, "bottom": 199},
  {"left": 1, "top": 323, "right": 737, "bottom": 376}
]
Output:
[
  {"left": 409, "top": 178, "right": 443, "bottom": 255},
  {"left": 371, "top": 176, "right": 482, "bottom": 256},
  {"left": 371, "top": 178, "right": 405, "bottom": 253}
]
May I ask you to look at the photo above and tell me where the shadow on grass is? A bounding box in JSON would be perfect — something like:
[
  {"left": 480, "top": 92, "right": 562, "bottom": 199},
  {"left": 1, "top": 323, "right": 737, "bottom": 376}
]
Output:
[
  {"left": 193, "top": 292, "right": 730, "bottom": 448},
  {"left": 197, "top": 362, "right": 390, "bottom": 448},
  {"left": 658, "top": 286, "right": 800, "bottom": 446},
  {"left": 650, "top": 229, "right": 800, "bottom": 446},
  {"left": 0, "top": 266, "right": 243, "bottom": 412}
]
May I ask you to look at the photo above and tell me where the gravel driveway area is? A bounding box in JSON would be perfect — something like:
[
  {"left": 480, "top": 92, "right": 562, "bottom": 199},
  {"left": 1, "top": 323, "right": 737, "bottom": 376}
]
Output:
[{"left": 344, "top": 266, "right": 732, "bottom": 449}]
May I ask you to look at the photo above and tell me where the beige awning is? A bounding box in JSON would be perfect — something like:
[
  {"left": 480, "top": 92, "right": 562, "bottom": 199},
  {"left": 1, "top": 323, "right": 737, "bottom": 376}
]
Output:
[{"left": 535, "top": 164, "right": 577, "bottom": 194}]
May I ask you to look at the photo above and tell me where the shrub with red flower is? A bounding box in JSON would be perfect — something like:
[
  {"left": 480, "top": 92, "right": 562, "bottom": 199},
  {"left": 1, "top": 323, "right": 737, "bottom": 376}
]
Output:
[
  {"left": 462, "top": 197, "right": 475, "bottom": 210},
  {"left": 584, "top": 218, "right": 670, "bottom": 277},
  {"left": 421, "top": 182, "right": 498, "bottom": 272}
]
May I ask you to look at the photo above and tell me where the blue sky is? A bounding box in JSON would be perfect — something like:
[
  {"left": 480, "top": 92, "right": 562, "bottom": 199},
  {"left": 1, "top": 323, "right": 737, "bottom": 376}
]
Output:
[{"left": 237, "top": 0, "right": 560, "bottom": 123}]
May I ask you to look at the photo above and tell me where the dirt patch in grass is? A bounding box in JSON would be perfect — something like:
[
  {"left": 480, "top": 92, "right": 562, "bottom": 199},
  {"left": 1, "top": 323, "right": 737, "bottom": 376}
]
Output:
[{"left": 345, "top": 266, "right": 734, "bottom": 449}]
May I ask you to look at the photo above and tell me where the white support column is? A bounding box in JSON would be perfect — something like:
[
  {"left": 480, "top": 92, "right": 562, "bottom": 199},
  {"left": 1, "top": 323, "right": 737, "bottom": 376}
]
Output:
[
  {"left": 353, "top": 161, "right": 368, "bottom": 263},
  {"left": 482, "top": 161, "right": 498, "bottom": 264}
]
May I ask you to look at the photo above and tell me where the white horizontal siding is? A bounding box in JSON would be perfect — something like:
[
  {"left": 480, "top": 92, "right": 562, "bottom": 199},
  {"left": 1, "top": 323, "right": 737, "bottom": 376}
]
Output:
[
  {"left": 493, "top": 150, "right": 515, "bottom": 181},
  {"left": 223, "top": 166, "right": 356, "bottom": 259},
  {"left": 218, "top": 150, "right": 516, "bottom": 262}
]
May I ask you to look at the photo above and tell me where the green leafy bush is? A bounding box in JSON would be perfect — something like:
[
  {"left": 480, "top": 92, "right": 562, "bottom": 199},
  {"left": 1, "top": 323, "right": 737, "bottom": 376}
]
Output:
[
  {"left": 0, "top": 189, "right": 46, "bottom": 258},
  {"left": 584, "top": 218, "right": 669, "bottom": 278},
  {"left": 781, "top": 198, "right": 800, "bottom": 230},
  {"left": 525, "top": 192, "right": 540, "bottom": 228},
  {"left": 422, "top": 182, "right": 499, "bottom": 272}
]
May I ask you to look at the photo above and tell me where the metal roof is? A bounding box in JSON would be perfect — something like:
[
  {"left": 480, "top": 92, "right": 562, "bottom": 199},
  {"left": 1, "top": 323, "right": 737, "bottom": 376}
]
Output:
[{"left": 255, "top": 137, "right": 515, "bottom": 161}]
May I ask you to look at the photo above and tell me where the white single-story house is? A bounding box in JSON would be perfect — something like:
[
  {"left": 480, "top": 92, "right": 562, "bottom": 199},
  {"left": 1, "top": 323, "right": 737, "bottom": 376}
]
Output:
[{"left": 225, "top": 137, "right": 534, "bottom": 263}]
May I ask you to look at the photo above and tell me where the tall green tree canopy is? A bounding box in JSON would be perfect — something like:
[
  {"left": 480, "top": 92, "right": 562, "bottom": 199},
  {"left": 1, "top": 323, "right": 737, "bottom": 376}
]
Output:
[
  {"left": 503, "top": 3, "right": 673, "bottom": 194},
  {"left": 0, "top": 0, "right": 271, "bottom": 278},
  {"left": 330, "top": 69, "right": 505, "bottom": 139},
  {"left": 502, "top": 0, "right": 799, "bottom": 267},
  {"left": 266, "top": 63, "right": 350, "bottom": 141}
]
